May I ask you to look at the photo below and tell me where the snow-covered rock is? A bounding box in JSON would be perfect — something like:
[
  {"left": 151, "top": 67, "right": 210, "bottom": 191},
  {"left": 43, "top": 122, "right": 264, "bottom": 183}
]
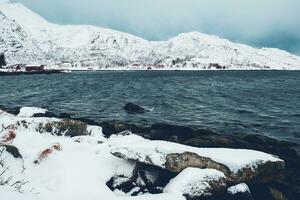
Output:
[
  {"left": 164, "top": 168, "right": 226, "bottom": 198},
  {"left": 227, "top": 183, "right": 252, "bottom": 200},
  {"left": 227, "top": 183, "right": 250, "bottom": 195},
  {"left": 1, "top": 0, "right": 300, "bottom": 70},
  {"left": 0, "top": 107, "right": 104, "bottom": 138},
  {"left": 111, "top": 139, "right": 285, "bottom": 183},
  {"left": 17, "top": 107, "right": 48, "bottom": 117}
]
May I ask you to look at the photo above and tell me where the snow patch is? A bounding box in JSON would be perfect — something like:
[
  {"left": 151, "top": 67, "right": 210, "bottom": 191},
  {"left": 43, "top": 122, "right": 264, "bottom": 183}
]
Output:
[{"left": 17, "top": 107, "right": 48, "bottom": 117}]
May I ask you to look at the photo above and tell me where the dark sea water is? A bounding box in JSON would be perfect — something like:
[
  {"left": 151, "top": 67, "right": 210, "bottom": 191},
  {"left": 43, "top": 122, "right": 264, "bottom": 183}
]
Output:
[{"left": 0, "top": 71, "right": 300, "bottom": 143}]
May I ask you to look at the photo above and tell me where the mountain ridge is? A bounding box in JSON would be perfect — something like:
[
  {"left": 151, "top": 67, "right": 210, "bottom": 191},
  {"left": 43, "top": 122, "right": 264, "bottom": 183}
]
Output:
[{"left": 1, "top": 0, "right": 300, "bottom": 70}]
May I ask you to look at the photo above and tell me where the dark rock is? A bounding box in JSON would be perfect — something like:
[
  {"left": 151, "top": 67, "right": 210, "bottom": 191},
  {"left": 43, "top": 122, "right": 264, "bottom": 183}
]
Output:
[
  {"left": 100, "top": 121, "right": 150, "bottom": 138},
  {"left": 243, "top": 134, "right": 300, "bottom": 199},
  {"left": 32, "top": 111, "right": 57, "bottom": 118},
  {"left": 106, "top": 163, "right": 176, "bottom": 196},
  {"left": 58, "top": 113, "right": 72, "bottom": 119},
  {"left": 149, "top": 123, "right": 204, "bottom": 141},
  {"left": 73, "top": 117, "right": 101, "bottom": 126},
  {"left": 0, "top": 105, "right": 21, "bottom": 115},
  {"left": 106, "top": 176, "right": 137, "bottom": 194},
  {"left": 124, "top": 103, "right": 147, "bottom": 114},
  {"left": 134, "top": 163, "right": 176, "bottom": 193},
  {"left": 183, "top": 135, "right": 251, "bottom": 149},
  {"left": 0, "top": 145, "right": 22, "bottom": 159}
]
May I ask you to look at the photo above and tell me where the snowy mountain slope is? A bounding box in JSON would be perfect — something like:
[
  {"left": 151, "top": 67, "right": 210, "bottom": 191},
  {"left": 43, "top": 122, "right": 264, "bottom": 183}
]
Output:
[{"left": 0, "top": 0, "right": 300, "bottom": 70}]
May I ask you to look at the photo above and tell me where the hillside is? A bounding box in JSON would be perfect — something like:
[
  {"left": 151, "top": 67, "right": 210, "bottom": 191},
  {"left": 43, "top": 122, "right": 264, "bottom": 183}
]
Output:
[{"left": 1, "top": 0, "right": 300, "bottom": 70}]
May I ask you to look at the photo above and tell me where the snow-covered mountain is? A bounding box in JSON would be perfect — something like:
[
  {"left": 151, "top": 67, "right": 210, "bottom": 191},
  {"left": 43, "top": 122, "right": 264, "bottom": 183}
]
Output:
[{"left": 1, "top": 0, "right": 300, "bottom": 70}]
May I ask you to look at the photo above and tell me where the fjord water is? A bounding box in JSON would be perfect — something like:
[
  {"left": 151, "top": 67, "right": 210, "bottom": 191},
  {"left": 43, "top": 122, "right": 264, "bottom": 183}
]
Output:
[{"left": 1, "top": 71, "right": 299, "bottom": 143}]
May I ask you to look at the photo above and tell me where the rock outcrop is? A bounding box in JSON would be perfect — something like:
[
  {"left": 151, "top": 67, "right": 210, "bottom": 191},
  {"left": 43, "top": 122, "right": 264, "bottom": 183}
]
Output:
[{"left": 111, "top": 139, "right": 285, "bottom": 184}]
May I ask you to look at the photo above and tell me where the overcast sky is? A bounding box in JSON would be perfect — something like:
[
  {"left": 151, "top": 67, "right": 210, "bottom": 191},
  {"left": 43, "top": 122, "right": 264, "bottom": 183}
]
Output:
[{"left": 13, "top": 0, "right": 300, "bottom": 55}]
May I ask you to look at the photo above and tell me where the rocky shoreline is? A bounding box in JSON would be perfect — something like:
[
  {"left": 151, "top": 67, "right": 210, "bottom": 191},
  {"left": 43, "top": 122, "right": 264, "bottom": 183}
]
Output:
[
  {"left": 94, "top": 121, "right": 300, "bottom": 200},
  {"left": 0, "top": 105, "right": 299, "bottom": 200}
]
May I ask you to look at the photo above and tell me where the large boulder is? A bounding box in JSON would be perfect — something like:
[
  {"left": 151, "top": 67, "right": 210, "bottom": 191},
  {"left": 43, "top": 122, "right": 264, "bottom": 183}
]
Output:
[
  {"left": 164, "top": 168, "right": 227, "bottom": 199},
  {"left": 111, "top": 139, "right": 285, "bottom": 184}
]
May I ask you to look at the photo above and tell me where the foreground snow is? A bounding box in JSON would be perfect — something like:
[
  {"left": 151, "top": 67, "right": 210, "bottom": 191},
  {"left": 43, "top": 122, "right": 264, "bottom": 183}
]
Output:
[
  {"left": 1, "top": 0, "right": 300, "bottom": 70},
  {"left": 0, "top": 108, "right": 186, "bottom": 200},
  {"left": 0, "top": 107, "right": 284, "bottom": 199}
]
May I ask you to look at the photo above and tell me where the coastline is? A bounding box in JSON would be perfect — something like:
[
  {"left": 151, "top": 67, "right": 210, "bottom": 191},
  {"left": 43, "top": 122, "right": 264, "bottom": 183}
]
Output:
[
  {"left": 0, "top": 105, "right": 299, "bottom": 200},
  {"left": 1, "top": 68, "right": 300, "bottom": 76}
]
